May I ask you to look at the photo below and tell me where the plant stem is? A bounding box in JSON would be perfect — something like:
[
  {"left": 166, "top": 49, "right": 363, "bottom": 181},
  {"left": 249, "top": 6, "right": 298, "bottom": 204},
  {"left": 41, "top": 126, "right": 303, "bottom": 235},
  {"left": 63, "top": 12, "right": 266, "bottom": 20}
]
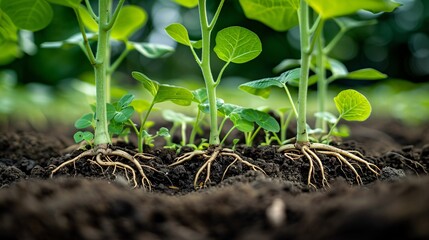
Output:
[
  {"left": 296, "top": 0, "right": 311, "bottom": 145},
  {"left": 198, "top": 0, "right": 220, "bottom": 145},
  {"left": 93, "top": 0, "right": 112, "bottom": 147},
  {"left": 315, "top": 22, "right": 327, "bottom": 133},
  {"left": 138, "top": 101, "right": 155, "bottom": 153}
]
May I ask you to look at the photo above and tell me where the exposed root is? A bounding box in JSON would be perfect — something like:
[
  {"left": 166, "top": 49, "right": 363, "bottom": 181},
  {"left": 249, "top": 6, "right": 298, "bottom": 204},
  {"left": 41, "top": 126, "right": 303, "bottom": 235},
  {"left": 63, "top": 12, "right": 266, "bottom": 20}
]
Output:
[
  {"left": 50, "top": 148, "right": 153, "bottom": 190},
  {"left": 278, "top": 143, "right": 381, "bottom": 188},
  {"left": 386, "top": 152, "right": 427, "bottom": 175},
  {"left": 170, "top": 147, "right": 266, "bottom": 189}
]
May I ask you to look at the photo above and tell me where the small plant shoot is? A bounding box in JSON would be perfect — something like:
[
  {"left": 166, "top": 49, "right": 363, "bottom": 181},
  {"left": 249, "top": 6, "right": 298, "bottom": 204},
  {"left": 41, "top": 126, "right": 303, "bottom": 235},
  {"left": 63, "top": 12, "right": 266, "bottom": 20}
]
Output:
[{"left": 240, "top": 0, "right": 399, "bottom": 187}]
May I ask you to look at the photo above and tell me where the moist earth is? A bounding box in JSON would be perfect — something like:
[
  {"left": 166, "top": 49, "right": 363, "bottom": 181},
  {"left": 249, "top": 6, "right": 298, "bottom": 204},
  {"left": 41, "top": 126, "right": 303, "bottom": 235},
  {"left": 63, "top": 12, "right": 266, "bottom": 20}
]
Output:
[{"left": 0, "top": 120, "right": 429, "bottom": 240}]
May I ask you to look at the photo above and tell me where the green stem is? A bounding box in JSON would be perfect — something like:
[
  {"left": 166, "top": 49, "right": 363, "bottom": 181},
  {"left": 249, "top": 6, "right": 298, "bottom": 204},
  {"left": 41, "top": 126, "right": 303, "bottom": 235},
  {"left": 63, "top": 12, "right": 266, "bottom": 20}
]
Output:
[
  {"left": 93, "top": 0, "right": 113, "bottom": 147},
  {"left": 138, "top": 101, "right": 155, "bottom": 153},
  {"left": 198, "top": 0, "right": 220, "bottom": 145},
  {"left": 109, "top": 43, "right": 131, "bottom": 74},
  {"left": 315, "top": 21, "right": 327, "bottom": 133},
  {"left": 84, "top": 0, "right": 98, "bottom": 21},
  {"left": 324, "top": 29, "right": 346, "bottom": 55},
  {"left": 283, "top": 85, "right": 298, "bottom": 116},
  {"left": 74, "top": 8, "right": 96, "bottom": 65},
  {"left": 296, "top": 0, "right": 311, "bottom": 144},
  {"left": 189, "top": 110, "right": 202, "bottom": 145}
]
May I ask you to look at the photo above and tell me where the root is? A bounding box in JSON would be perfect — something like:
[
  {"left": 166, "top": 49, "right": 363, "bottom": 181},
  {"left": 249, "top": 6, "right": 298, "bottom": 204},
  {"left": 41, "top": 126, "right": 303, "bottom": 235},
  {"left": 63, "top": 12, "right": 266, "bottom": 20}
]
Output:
[
  {"left": 169, "top": 148, "right": 266, "bottom": 189},
  {"left": 278, "top": 143, "right": 380, "bottom": 188},
  {"left": 50, "top": 148, "right": 154, "bottom": 190}
]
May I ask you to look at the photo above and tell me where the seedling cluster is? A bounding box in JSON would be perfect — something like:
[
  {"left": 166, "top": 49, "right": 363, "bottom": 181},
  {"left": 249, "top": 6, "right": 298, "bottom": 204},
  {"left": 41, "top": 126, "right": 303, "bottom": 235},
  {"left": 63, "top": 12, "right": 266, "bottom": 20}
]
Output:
[{"left": 0, "top": 0, "right": 401, "bottom": 189}]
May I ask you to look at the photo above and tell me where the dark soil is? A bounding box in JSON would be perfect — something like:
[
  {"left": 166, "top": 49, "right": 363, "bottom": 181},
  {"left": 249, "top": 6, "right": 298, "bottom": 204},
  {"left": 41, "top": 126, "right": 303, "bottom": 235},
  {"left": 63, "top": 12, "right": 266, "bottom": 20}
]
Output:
[{"left": 1, "top": 120, "right": 429, "bottom": 240}]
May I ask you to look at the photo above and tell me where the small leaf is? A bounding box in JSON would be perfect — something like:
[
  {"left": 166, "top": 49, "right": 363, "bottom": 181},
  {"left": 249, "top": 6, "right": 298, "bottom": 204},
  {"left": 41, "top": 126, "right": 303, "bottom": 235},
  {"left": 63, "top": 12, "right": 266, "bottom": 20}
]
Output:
[
  {"left": 239, "top": 68, "right": 300, "bottom": 98},
  {"left": 157, "top": 127, "right": 170, "bottom": 137},
  {"left": 118, "top": 94, "right": 135, "bottom": 108},
  {"left": 45, "top": 0, "right": 82, "bottom": 8},
  {"left": 73, "top": 131, "right": 93, "bottom": 143},
  {"left": 130, "top": 42, "right": 174, "bottom": 59},
  {"left": 192, "top": 88, "right": 207, "bottom": 103},
  {"left": 41, "top": 33, "right": 97, "bottom": 49},
  {"left": 132, "top": 71, "right": 159, "bottom": 96},
  {"left": 191, "top": 40, "right": 202, "bottom": 49},
  {"left": 74, "top": 113, "right": 94, "bottom": 129},
  {"left": 114, "top": 106, "right": 134, "bottom": 123},
  {"left": 1, "top": 0, "right": 53, "bottom": 31},
  {"left": 214, "top": 26, "right": 262, "bottom": 64},
  {"left": 334, "top": 89, "right": 371, "bottom": 122},
  {"left": 345, "top": 68, "right": 387, "bottom": 80},
  {"left": 328, "top": 58, "right": 348, "bottom": 77},
  {"left": 230, "top": 112, "right": 254, "bottom": 133},
  {"left": 239, "top": 0, "right": 299, "bottom": 31},
  {"left": 306, "top": 0, "right": 401, "bottom": 19},
  {"left": 108, "top": 121, "right": 124, "bottom": 135},
  {"left": 155, "top": 84, "right": 194, "bottom": 106},
  {"left": 218, "top": 103, "right": 242, "bottom": 117},
  {"left": 111, "top": 5, "right": 147, "bottom": 41},
  {"left": 239, "top": 78, "right": 283, "bottom": 99},
  {"left": 165, "top": 23, "right": 191, "bottom": 46},
  {"left": 240, "top": 108, "right": 280, "bottom": 132},
  {"left": 172, "top": 0, "right": 198, "bottom": 8},
  {"left": 106, "top": 103, "right": 116, "bottom": 121}
]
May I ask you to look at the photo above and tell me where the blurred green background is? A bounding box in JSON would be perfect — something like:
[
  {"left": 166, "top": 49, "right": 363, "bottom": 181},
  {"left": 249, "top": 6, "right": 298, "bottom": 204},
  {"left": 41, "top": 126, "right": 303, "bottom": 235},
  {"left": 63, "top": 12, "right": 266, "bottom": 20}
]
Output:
[{"left": 1, "top": 0, "right": 428, "bottom": 129}]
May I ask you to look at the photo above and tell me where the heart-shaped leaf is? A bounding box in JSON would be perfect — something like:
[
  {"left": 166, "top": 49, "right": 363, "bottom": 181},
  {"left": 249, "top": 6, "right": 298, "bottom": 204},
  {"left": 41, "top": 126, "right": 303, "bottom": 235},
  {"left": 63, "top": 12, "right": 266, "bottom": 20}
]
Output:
[
  {"left": 73, "top": 131, "right": 93, "bottom": 143},
  {"left": 1, "top": 0, "right": 53, "bottom": 31},
  {"left": 239, "top": 0, "right": 299, "bottom": 31},
  {"left": 240, "top": 108, "right": 280, "bottom": 132},
  {"left": 334, "top": 89, "right": 371, "bottom": 121},
  {"left": 214, "top": 26, "right": 262, "bottom": 64}
]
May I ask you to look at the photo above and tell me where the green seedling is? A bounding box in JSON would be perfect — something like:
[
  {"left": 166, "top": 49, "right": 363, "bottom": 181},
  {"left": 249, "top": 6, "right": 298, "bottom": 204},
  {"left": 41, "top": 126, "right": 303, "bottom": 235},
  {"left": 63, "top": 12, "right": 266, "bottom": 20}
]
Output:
[
  {"left": 1, "top": 0, "right": 172, "bottom": 189},
  {"left": 132, "top": 71, "right": 194, "bottom": 153},
  {"left": 239, "top": 68, "right": 301, "bottom": 144},
  {"left": 164, "top": 0, "right": 265, "bottom": 188},
  {"left": 240, "top": 0, "right": 400, "bottom": 187}
]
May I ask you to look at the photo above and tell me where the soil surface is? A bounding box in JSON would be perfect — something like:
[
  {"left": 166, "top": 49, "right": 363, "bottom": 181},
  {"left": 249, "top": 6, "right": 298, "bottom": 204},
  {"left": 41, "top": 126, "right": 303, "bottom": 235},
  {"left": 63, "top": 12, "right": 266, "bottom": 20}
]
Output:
[{"left": 1, "top": 119, "right": 429, "bottom": 240}]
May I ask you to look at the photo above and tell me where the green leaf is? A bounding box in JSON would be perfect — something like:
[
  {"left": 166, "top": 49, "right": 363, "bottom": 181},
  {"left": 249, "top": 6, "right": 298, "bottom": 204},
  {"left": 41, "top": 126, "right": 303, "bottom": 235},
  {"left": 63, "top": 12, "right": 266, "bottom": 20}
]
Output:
[
  {"left": 45, "top": 0, "right": 82, "bottom": 8},
  {"left": 118, "top": 94, "right": 134, "bottom": 108},
  {"left": 73, "top": 131, "right": 93, "bottom": 143},
  {"left": 157, "top": 127, "right": 170, "bottom": 137},
  {"left": 132, "top": 71, "right": 193, "bottom": 106},
  {"left": 239, "top": 78, "right": 282, "bottom": 99},
  {"left": 239, "top": 68, "right": 300, "bottom": 98},
  {"left": 114, "top": 106, "right": 134, "bottom": 123},
  {"left": 345, "top": 68, "right": 387, "bottom": 80},
  {"left": 74, "top": 113, "right": 94, "bottom": 129},
  {"left": 334, "top": 89, "right": 371, "bottom": 121},
  {"left": 165, "top": 23, "right": 191, "bottom": 46},
  {"left": 192, "top": 88, "right": 207, "bottom": 104},
  {"left": 218, "top": 103, "right": 241, "bottom": 117},
  {"left": 111, "top": 5, "right": 147, "bottom": 41},
  {"left": 214, "top": 26, "right": 262, "bottom": 64},
  {"left": 106, "top": 103, "right": 116, "bottom": 121},
  {"left": 155, "top": 84, "right": 193, "bottom": 106},
  {"left": 41, "top": 32, "right": 97, "bottom": 48},
  {"left": 79, "top": 5, "right": 98, "bottom": 32},
  {"left": 132, "top": 71, "right": 159, "bottom": 96},
  {"left": 239, "top": 0, "right": 299, "bottom": 31},
  {"left": 230, "top": 112, "right": 254, "bottom": 133},
  {"left": 108, "top": 121, "right": 124, "bottom": 135},
  {"left": 328, "top": 58, "right": 348, "bottom": 77},
  {"left": 240, "top": 108, "right": 280, "bottom": 132},
  {"left": 172, "top": 0, "right": 198, "bottom": 8},
  {"left": 1, "top": 0, "right": 53, "bottom": 31},
  {"left": 129, "top": 42, "right": 174, "bottom": 59},
  {"left": 306, "top": 0, "right": 401, "bottom": 19}
]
